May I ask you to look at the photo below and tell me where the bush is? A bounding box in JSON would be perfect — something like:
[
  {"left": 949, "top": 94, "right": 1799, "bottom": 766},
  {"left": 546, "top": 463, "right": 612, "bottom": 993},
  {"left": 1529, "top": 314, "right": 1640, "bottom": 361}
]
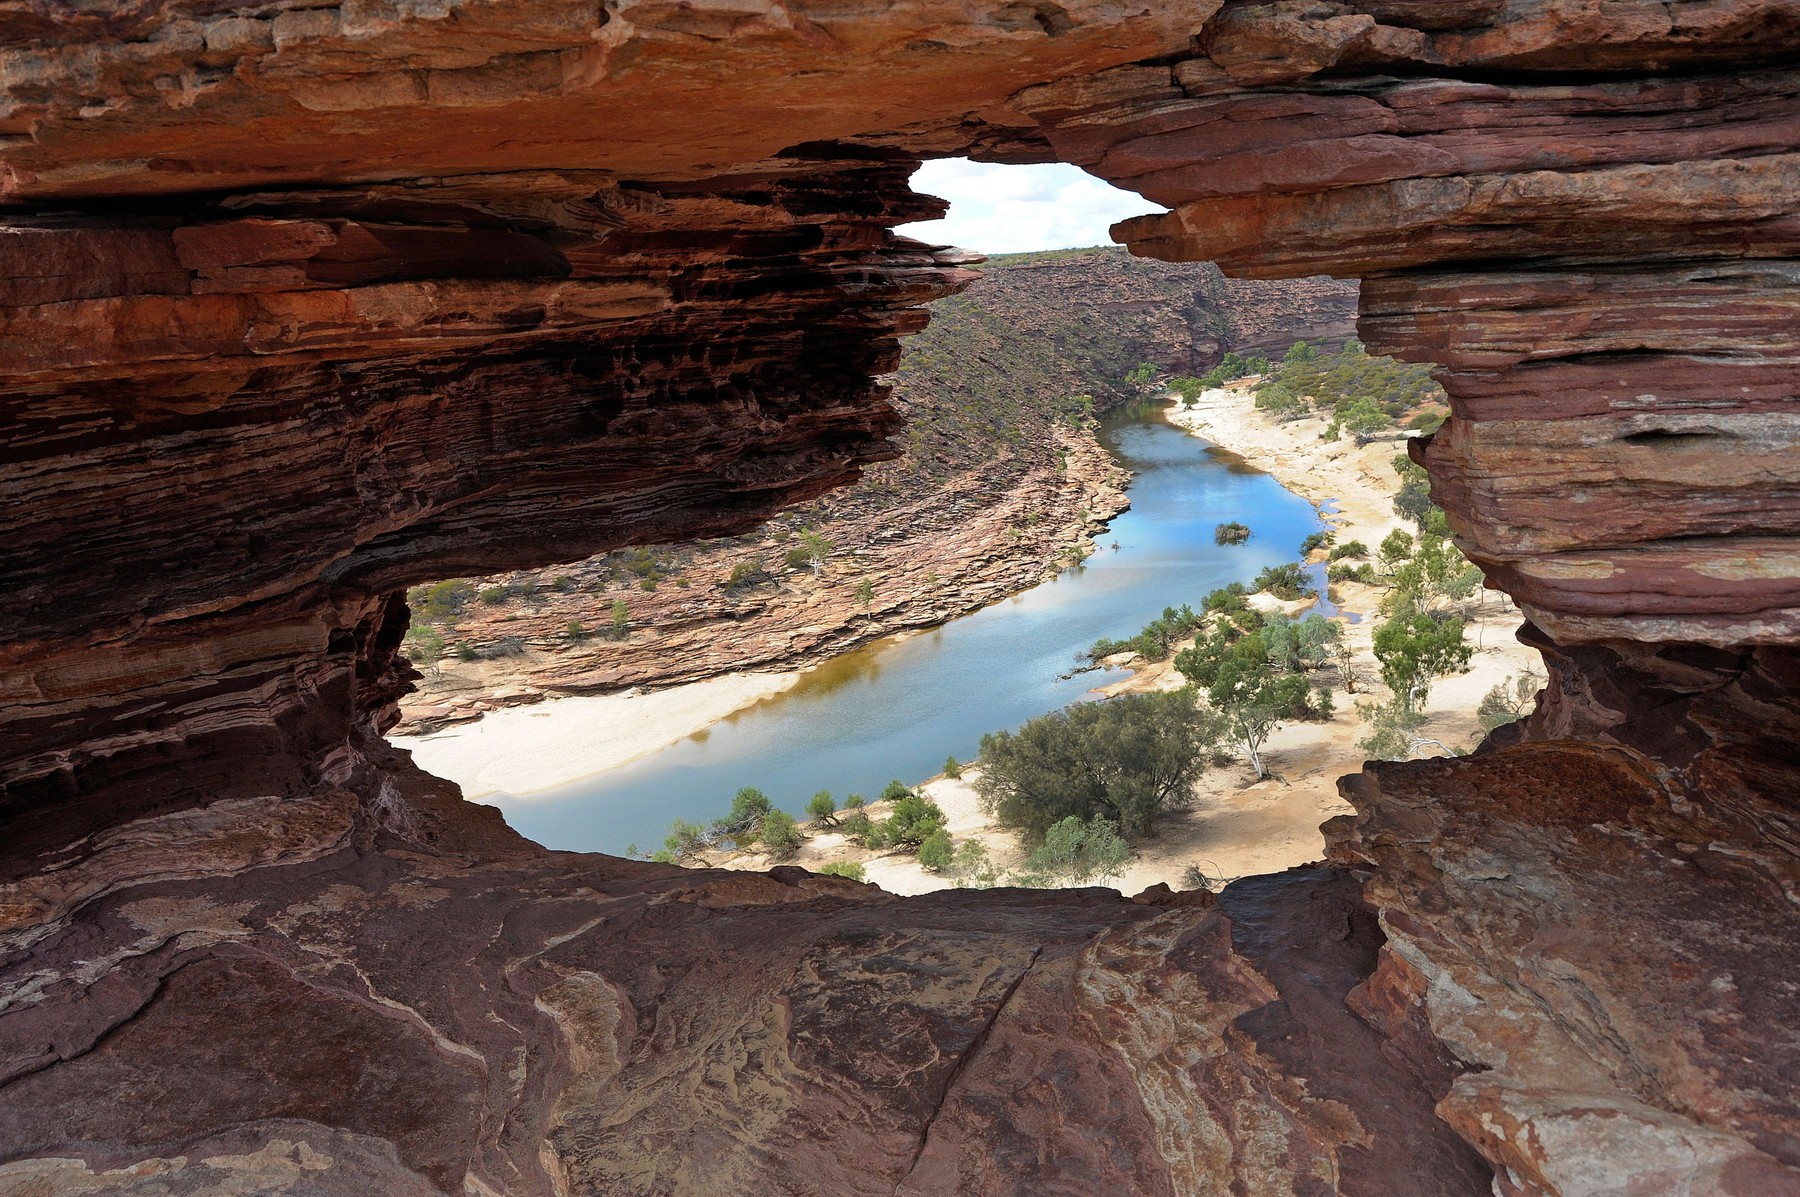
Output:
[
  {"left": 1088, "top": 605, "right": 1203, "bottom": 664},
  {"left": 1329, "top": 562, "right": 1377, "bottom": 584},
  {"left": 609, "top": 599, "right": 629, "bottom": 640},
  {"left": 566, "top": 620, "right": 587, "bottom": 641},
  {"left": 1298, "top": 531, "right": 1333, "bottom": 557},
  {"left": 815, "top": 861, "right": 866, "bottom": 881},
  {"left": 879, "top": 779, "right": 913, "bottom": 804},
  {"left": 880, "top": 792, "right": 948, "bottom": 848},
  {"left": 1214, "top": 521, "right": 1251, "bottom": 546},
  {"left": 1014, "top": 816, "right": 1131, "bottom": 887},
  {"left": 478, "top": 586, "right": 509, "bottom": 605},
  {"left": 725, "top": 560, "right": 769, "bottom": 593},
  {"left": 943, "top": 755, "right": 962, "bottom": 779},
  {"left": 839, "top": 810, "right": 875, "bottom": 845},
  {"left": 402, "top": 625, "right": 444, "bottom": 667},
  {"left": 712, "top": 787, "right": 772, "bottom": 845},
  {"left": 917, "top": 829, "right": 954, "bottom": 872},
  {"left": 1254, "top": 562, "right": 1317, "bottom": 601},
  {"left": 977, "top": 690, "right": 1223, "bottom": 841},
  {"left": 760, "top": 809, "right": 803, "bottom": 859},
  {"left": 1408, "top": 409, "right": 1447, "bottom": 434},
  {"left": 455, "top": 641, "right": 479, "bottom": 662},
  {"left": 1329, "top": 540, "right": 1369, "bottom": 561},
  {"left": 663, "top": 818, "right": 711, "bottom": 861},
  {"left": 806, "top": 790, "right": 837, "bottom": 824},
  {"left": 409, "top": 579, "right": 476, "bottom": 622},
  {"left": 950, "top": 840, "right": 1001, "bottom": 889},
  {"left": 843, "top": 793, "right": 865, "bottom": 810}
]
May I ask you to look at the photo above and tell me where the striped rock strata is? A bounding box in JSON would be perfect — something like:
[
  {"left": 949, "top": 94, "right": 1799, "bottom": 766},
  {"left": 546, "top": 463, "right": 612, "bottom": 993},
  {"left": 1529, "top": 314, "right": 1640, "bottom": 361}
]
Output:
[{"left": 2, "top": 2, "right": 1798, "bottom": 1194}]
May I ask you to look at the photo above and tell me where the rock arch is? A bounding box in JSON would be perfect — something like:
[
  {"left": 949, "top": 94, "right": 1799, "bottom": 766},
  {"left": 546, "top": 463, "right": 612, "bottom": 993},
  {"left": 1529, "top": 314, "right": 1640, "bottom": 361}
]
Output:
[{"left": 2, "top": 3, "right": 1796, "bottom": 1192}]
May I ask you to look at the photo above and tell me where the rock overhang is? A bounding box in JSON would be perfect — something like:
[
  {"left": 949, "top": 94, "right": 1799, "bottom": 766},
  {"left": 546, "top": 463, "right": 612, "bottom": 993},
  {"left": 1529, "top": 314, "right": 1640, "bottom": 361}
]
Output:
[{"left": 2, "top": 1, "right": 1799, "bottom": 1193}]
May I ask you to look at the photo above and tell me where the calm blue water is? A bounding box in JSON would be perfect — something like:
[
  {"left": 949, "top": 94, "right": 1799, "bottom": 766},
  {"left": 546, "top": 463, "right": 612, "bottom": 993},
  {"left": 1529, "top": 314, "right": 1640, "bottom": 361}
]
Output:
[{"left": 490, "top": 411, "right": 1322, "bottom": 854}]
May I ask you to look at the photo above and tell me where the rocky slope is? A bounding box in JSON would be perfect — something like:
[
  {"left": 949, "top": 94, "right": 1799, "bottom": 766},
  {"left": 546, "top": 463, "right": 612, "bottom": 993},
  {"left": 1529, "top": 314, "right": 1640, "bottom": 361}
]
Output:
[
  {"left": 394, "top": 252, "right": 1354, "bottom": 732},
  {"left": 2, "top": 2, "right": 1798, "bottom": 1194}
]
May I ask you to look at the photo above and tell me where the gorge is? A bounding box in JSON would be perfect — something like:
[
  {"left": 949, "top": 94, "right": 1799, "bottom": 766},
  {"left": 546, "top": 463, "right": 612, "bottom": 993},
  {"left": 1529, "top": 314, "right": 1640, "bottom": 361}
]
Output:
[{"left": 3, "top": 3, "right": 1799, "bottom": 1195}]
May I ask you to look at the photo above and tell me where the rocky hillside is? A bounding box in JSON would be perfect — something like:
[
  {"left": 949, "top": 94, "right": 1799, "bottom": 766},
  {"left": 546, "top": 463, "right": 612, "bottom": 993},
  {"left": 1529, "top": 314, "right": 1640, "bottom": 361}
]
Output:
[{"left": 394, "top": 254, "right": 1356, "bottom": 729}]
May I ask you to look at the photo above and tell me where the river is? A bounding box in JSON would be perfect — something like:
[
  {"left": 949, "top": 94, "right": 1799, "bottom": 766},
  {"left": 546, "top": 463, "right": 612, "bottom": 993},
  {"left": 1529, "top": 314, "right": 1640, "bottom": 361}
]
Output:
[{"left": 488, "top": 408, "right": 1323, "bottom": 855}]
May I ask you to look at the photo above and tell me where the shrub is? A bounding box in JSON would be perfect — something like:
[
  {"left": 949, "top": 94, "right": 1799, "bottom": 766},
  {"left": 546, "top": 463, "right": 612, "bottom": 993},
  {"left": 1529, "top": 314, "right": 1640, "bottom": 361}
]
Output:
[
  {"left": 917, "top": 829, "right": 954, "bottom": 872},
  {"left": 712, "top": 787, "right": 772, "bottom": 845},
  {"left": 806, "top": 790, "right": 837, "bottom": 824},
  {"left": 663, "top": 818, "right": 710, "bottom": 861},
  {"left": 609, "top": 599, "right": 629, "bottom": 640},
  {"left": 1329, "top": 562, "right": 1377, "bottom": 584},
  {"left": 566, "top": 620, "right": 587, "bottom": 641},
  {"left": 1214, "top": 521, "right": 1251, "bottom": 546},
  {"left": 1329, "top": 540, "right": 1369, "bottom": 561},
  {"left": 879, "top": 779, "right": 913, "bottom": 804},
  {"left": 950, "top": 839, "right": 1001, "bottom": 889},
  {"left": 839, "top": 810, "right": 875, "bottom": 845},
  {"left": 455, "top": 642, "right": 479, "bottom": 662},
  {"left": 760, "top": 809, "right": 803, "bottom": 859},
  {"left": 843, "top": 793, "right": 866, "bottom": 810},
  {"left": 943, "top": 755, "right": 962, "bottom": 779},
  {"left": 1299, "top": 531, "right": 1333, "bottom": 557},
  {"left": 409, "top": 579, "right": 476, "bottom": 622},
  {"left": 880, "top": 793, "right": 948, "bottom": 848},
  {"left": 1408, "top": 409, "right": 1447, "bottom": 434},
  {"left": 1254, "top": 562, "right": 1316, "bottom": 601},
  {"left": 554, "top": 575, "right": 576, "bottom": 592},
  {"left": 1088, "top": 605, "right": 1203, "bottom": 664},
  {"left": 815, "top": 861, "right": 866, "bottom": 881},
  {"left": 478, "top": 586, "right": 509, "bottom": 605},
  {"left": 402, "top": 625, "right": 444, "bottom": 667},
  {"left": 977, "top": 690, "right": 1223, "bottom": 841},
  {"left": 1013, "top": 816, "right": 1131, "bottom": 887},
  {"left": 725, "top": 560, "right": 768, "bottom": 593}
]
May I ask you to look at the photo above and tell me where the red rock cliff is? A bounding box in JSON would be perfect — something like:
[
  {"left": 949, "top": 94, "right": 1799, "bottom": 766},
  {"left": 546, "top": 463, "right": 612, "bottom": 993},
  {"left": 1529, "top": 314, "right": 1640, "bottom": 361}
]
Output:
[{"left": 2, "top": 2, "right": 1797, "bottom": 1194}]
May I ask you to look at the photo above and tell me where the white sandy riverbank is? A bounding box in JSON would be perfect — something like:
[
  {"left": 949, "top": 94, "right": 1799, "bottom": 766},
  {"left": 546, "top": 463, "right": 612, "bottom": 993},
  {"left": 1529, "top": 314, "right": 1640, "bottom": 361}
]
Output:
[{"left": 390, "top": 672, "right": 799, "bottom": 800}]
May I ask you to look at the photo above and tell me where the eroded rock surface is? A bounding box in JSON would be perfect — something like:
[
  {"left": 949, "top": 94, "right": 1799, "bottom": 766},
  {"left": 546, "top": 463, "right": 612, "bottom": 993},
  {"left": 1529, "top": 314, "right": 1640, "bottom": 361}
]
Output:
[{"left": 4, "top": 1, "right": 1799, "bottom": 1193}]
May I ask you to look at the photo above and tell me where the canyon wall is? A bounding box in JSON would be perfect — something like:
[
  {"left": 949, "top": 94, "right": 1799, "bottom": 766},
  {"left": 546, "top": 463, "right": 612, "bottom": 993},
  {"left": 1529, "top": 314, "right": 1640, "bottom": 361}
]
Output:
[{"left": 2, "top": 2, "right": 1796, "bottom": 1194}]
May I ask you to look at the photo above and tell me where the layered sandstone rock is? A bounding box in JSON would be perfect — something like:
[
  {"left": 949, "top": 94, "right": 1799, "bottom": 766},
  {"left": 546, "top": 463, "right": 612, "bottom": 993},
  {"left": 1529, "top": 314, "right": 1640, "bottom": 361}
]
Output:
[{"left": 3, "top": 1, "right": 1798, "bottom": 1194}]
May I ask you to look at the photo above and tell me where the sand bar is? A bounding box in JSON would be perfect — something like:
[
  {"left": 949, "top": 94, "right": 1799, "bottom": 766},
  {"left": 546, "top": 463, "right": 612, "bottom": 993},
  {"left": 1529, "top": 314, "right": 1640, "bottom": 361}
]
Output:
[{"left": 391, "top": 671, "right": 800, "bottom": 800}]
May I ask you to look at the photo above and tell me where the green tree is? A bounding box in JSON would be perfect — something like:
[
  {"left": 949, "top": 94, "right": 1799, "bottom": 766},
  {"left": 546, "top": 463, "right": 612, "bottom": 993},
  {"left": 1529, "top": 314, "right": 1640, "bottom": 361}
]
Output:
[
  {"left": 917, "top": 828, "right": 954, "bottom": 872},
  {"left": 1176, "top": 632, "right": 1319, "bottom": 779},
  {"left": 1371, "top": 604, "right": 1471, "bottom": 715},
  {"left": 402, "top": 625, "right": 445, "bottom": 671},
  {"left": 806, "top": 790, "right": 837, "bottom": 825},
  {"left": 950, "top": 839, "right": 1002, "bottom": 889},
  {"left": 1477, "top": 670, "right": 1543, "bottom": 734},
  {"left": 1013, "top": 816, "right": 1131, "bottom": 887},
  {"left": 977, "top": 690, "right": 1223, "bottom": 841},
  {"left": 712, "top": 787, "right": 772, "bottom": 846},
  {"left": 839, "top": 810, "right": 875, "bottom": 845},
  {"left": 1254, "top": 562, "right": 1316, "bottom": 601},
  {"left": 879, "top": 792, "right": 948, "bottom": 848},
  {"left": 1260, "top": 613, "right": 1343, "bottom": 674},
  {"left": 760, "top": 809, "right": 803, "bottom": 858},
  {"left": 662, "top": 818, "right": 711, "bottom": 861},
  {"left": 943, "top": 754, "right": 962, "bottom": 779},
  {"left": 786, "top": 530, "right": 833, "bottom": 576}
]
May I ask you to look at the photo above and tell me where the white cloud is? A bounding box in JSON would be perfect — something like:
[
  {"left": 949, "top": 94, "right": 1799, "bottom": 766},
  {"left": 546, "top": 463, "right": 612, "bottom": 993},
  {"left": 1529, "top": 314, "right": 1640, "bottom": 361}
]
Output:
[{"left": 896, "top": 159, "right": 1167, "bottom": 254}]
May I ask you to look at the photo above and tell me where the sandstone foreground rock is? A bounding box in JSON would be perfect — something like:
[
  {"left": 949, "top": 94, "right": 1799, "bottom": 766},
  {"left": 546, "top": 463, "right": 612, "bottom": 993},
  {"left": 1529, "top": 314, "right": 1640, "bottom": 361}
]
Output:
[{"left": 3, "top": 2, "right": 1797, "bottom": 1193}]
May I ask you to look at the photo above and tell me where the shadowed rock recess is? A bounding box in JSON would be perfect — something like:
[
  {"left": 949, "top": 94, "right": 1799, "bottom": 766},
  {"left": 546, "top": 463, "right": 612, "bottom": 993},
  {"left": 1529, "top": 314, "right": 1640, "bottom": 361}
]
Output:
[{"left": 1, "top": 2, "right": 1796, "bottom": 1193}]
